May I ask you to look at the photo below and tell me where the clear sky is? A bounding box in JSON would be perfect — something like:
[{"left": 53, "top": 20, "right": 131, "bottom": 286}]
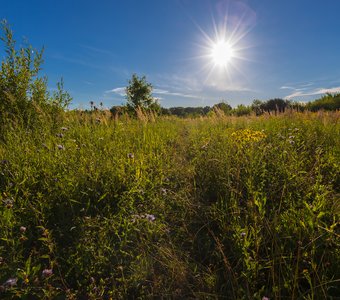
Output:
[{"left": 2, "top": 0, "right": 340, "bottom": 108}]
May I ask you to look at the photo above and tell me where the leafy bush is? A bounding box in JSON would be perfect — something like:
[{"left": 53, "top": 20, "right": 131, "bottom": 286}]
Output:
[
  {"left": 307, "top": 93, "right": 340, "bottom": 111},
  {"left": 0, "top": 20, "right": 71, "bottom": 138}
]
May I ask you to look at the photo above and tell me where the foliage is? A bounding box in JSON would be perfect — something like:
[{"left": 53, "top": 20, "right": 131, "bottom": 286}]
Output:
[
  {"left": 125, "top": 73, "right": 160, "bottom": 115},
  {"left": 0, "top": 20, "right": 71, "bottom": 138},
  {"left": 306, "top": 93, "right": 340, "bottom": 111},
  {"left": 0, "top": 111, "right": 339, "bottom": 299},
  {"left": 232, "top": 104, "right": 252, "bottom": 116},
  {"left": 213, "top": 101, "right": 232, "bottom": 114}
]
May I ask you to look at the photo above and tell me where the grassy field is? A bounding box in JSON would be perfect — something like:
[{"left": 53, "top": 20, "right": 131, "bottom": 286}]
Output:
[{"left": 0, "top": 111, "right": 339, "bottom": 299}]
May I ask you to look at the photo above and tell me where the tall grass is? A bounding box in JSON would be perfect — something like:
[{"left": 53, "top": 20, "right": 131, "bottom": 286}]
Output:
[{"left": 0, "top": 111, "right": 339, "bottom": 299}]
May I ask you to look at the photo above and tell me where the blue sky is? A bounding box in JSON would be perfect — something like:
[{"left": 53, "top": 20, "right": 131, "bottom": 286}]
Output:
[{"left": 2, "top": 0, "right": 340, "bottom": 108}]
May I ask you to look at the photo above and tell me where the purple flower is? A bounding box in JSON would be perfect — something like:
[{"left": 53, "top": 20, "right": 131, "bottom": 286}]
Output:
[
  {"left": 4, "top": 278, "right": 17, "bottom": 287},
  {"left": 127, "top": 153, "right": 134, "bottom": 159},
  {"left": 57, "top": 144, "right": 65, "bottom": 150},
  {"left": 42, "top": 268, "right": 53, "bottom": 278},
  {"left": 56, "top": 133, "right": 64, "bottom": 138},
  {"left": 145, "top": 214, "right": 156, "bottom": 222}
]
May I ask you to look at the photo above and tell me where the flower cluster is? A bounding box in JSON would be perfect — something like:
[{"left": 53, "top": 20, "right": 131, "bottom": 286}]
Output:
[
  {"left": 231, "top": 129, "right": 266, "bottom": 144},
  {"left": 131, "top": 213, "right": 156, "bottom": 223}
]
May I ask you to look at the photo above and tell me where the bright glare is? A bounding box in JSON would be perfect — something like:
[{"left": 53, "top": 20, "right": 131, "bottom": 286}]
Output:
[{"left": 211, "top": 40, "right": 234, "bottom": 67}]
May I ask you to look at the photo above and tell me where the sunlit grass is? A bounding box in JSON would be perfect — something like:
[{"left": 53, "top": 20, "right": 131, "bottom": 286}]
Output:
[{"left": 0, "top": 111, "right": 339, "bottom": 298}]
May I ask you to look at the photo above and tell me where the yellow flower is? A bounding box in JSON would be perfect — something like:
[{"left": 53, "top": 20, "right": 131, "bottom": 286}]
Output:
[{"left": 231, "top": 129, "right": 266, "bottom": 144}]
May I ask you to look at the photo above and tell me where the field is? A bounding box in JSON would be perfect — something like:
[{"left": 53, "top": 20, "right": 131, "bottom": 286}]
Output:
[{"left": 0, "top": 111, "right": 339, "bottom": 299}]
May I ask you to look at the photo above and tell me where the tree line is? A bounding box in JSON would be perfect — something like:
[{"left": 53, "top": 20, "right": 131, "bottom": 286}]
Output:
[{"left": 109, "top": 73, "right": 340, "bottom": 118}]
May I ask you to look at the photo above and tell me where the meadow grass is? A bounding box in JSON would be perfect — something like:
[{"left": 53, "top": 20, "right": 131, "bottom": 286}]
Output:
[{"left": 0, "top": 111, "right": 339, "bottom": 299}]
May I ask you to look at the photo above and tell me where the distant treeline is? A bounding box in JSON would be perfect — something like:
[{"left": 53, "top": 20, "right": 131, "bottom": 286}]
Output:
[{"left": 110, "top": 93, "right": 340, "bottom": 118}]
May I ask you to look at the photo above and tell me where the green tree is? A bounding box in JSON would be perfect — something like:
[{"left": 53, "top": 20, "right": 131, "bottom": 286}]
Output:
[
  {"left": 251, "top": 99, "right": 264, "bottom": 115},
  {"left": 307, "top": 93, "right": 340, "bottom": 111},
  {"left": 125, "top": 73, "right": 160, "bottom": 114},
  {"left": 0, "top": 20, "right": 71, "bottom": 136},
  {"left": 213, "top": 101, "right": 232, "bottom": 114}
]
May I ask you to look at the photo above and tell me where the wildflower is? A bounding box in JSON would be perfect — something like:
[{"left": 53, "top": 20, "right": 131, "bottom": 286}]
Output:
[
  {"left": 241, "top": 232, "right": 246, "bottom": 238},
  {"left": 0, "top": 159, "right": 9, "bottom": 165},
  {"left": 4, "top": 198, "right": 14, "bottom": 209},
  {"left": 4, "top": 278, "right": 17, "bottom": 288},
  {"left": 56, "top": 133, "right": 64, "bottom": 138},
  {"left": 145, "top": 214, "right": 156, "bottom": 222},
  {"left": 231, "top": 129, "right": 266, "bottom": 144},
  {"left": 127, "top": 153, "right": 134, "bottom": 159},
  {"left": 262, "top": 297, "right": 270, "bottom": 300},
  {"left": 24, "top": 277, "right": 29, "bottom": 284},
  {"left": 20, "top": 226, "right": 27, "bottom": 233},
  {"left": 57, "top": 144, "right": 65, "bottom": 150},
  {"left": 160, "top": 188, "right": 167, "bottom": 195},
  {"left": 42, "top": 268, "right": 53, "bottom": 278},
  {"left": 61, "top": 127, "right": 68, "bottom": 131}
]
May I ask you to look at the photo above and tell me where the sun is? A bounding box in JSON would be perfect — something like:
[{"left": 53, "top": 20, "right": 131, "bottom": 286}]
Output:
[
  {"left": 211, "top": 40, "right": 234, "bottom": 67},
  {"left": 193, "top": 14, "right": 253, "bottom": 83}
]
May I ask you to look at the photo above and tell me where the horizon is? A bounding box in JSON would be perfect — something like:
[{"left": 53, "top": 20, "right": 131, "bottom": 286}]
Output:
[{"left": 2, "top": 0, "right": 340, "bottom": 109}]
